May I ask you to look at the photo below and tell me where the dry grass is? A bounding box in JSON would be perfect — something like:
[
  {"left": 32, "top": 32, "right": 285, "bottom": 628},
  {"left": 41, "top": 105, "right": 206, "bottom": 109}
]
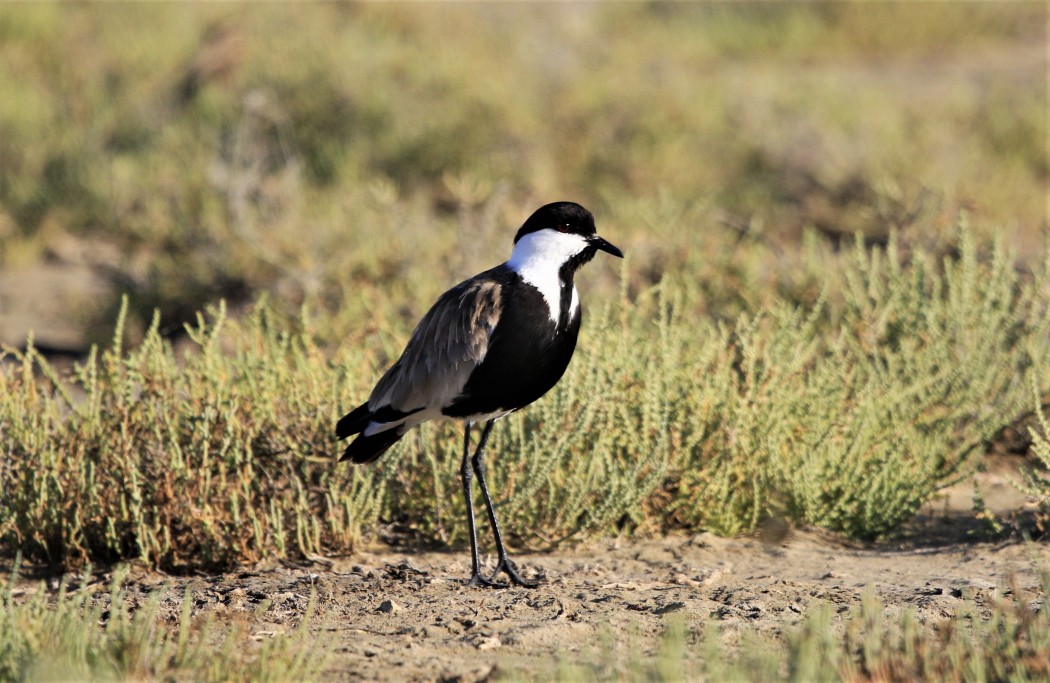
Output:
[
  {"left": 0, "top": 560, "right": 325, "bottom": 682},
  {"left": 542, "top": 571, "right": 1050, "bottom": 682}
]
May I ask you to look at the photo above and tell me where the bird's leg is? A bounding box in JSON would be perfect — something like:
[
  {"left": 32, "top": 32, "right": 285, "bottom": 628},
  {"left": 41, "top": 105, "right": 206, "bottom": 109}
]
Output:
[
  {"left": 472, "top": 420, "right": 539, "bottom": 588},
  {"left": 462, "top": 422, "right": 502, "bottom": 588}
]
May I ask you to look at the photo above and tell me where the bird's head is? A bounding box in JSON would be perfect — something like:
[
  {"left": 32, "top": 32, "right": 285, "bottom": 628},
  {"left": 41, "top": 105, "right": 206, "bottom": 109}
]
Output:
[{"left": 509, "top": 202, "right": 623, "bottom": 275}]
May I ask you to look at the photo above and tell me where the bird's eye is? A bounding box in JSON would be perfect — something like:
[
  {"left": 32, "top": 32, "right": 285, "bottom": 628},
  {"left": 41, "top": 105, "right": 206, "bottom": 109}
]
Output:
[{"left": 556, "top": 224, "right": 570, "bottom": 233}]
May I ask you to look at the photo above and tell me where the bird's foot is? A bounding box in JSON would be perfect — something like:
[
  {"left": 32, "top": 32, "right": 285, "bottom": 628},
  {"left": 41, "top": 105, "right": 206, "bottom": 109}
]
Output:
[
  {"left": 465, "top": 559, "right": 540, "bottom": 588},
  {"left": 490, "top": 558, "right": 539, "bottom": 588},
  {"left": 466, "top": 571, "right": 507, "bottom": 589}
]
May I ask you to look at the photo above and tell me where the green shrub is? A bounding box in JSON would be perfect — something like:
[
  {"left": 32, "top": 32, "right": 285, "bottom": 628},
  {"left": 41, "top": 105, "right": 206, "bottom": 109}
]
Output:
[
  {"left": 1, "top": 222, "right": 1047, "bottom": 568},
  {"left": 1017, "top": 375, "right": 1050, "bottom": 524},
  {"left": 0, "top": 301, "right": 384, "bottom": 570},
  {"left": 671, "top": 226, "right": 1049, "bottom": 539}
]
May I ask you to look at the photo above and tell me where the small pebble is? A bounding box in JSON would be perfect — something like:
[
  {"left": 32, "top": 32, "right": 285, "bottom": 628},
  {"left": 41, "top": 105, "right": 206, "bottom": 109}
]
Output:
[{"left": 377, "top": 599, "right": 402, "bottom": 613}]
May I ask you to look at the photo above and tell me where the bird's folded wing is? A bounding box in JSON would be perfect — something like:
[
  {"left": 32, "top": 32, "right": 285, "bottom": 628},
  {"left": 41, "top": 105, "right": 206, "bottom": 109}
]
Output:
[{"left": 369, "top": 277, "right": 503, "bottom": 413}]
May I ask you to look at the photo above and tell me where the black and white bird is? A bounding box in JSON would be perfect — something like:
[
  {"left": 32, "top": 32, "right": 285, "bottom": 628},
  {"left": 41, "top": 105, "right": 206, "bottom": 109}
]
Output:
[{"left": 336, "top": 201, "right": 622, "bottom": 588}]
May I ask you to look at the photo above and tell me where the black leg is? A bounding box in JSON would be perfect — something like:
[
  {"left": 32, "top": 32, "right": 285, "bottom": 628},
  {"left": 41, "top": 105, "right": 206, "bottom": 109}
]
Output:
[
  {"left": 472, "top": 420, "right": 538, "bottom": 588},
  {"left": 462, "top": 422, "right": 500, "bottom": 588}
]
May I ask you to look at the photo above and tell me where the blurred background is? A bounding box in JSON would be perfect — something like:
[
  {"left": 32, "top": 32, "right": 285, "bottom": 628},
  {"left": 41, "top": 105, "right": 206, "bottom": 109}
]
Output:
[{"left": 0, "top": 2, "right": 1046, "bottom": 353}]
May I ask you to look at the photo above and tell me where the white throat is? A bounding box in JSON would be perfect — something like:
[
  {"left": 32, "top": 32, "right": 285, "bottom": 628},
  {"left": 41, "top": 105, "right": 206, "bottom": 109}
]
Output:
[{"left": 506, "top": 229, "right": 586, "bottom": 323}]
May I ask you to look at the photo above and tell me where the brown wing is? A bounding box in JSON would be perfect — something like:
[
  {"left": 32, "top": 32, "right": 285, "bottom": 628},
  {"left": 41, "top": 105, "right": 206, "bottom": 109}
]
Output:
[{"left": 368, "top": 277, "right": 503, "bottom": 413}]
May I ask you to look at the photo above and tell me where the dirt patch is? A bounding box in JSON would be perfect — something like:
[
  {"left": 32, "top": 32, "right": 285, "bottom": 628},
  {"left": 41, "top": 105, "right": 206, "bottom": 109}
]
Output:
[
  {"left": 342, "top": 533, "right": 1038, "bottom": 677},
  {"left": 6, "top": 465, "right": 1048, "bottom": 681},
  {"left": 72, "top": 528, "right": 1041, "bottom": 682}
]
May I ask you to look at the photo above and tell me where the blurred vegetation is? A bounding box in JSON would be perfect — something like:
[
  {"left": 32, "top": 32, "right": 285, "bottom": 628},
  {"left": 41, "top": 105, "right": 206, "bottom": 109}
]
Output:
[
  {"left": 0, "top": 3, "right": 1046, "bottom": 344},
  {"left": 1020, "top": 378, "right": 1050, "bottom": 531},
  {"left": 546, "top": 573, "right": 1050, "bottom": 682},
  {"left": 0, "top": 2, "right": 1048, "bottom": 566},
  {"left": 0, "top": 561, "right": 325, "bottom": 682}
]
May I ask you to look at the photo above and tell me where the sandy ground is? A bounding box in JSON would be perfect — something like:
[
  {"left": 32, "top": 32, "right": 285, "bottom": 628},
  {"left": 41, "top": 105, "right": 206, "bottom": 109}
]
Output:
[
  {"left": 272, "top": 531, "right": 1045, "bottom": 681},
  {"left": 102, "top": 522, "right": 1045, "bottom": 682},
  {"left": 5, "top": 458, "right": 1048, "bottom": 682}
]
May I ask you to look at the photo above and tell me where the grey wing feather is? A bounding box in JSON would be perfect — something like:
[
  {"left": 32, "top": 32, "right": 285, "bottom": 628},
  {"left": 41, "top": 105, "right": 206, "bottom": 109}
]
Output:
[{"left": 369, "top": 278, "right": 502, "bottom": 412}]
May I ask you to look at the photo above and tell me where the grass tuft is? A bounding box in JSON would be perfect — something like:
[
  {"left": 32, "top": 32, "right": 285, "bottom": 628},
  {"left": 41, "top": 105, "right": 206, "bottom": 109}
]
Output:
[
  {"left": 0, "top": 558, "right": 325, "bottom": 682},
  {"left": 536, "top": 571, "right": 1050, "bottom": 682}
]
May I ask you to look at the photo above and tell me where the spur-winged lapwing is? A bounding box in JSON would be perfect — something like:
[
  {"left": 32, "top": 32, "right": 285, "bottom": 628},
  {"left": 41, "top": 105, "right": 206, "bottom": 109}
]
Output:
[{"left": 336, "top": 201, "right": 622, "bottom": 587}]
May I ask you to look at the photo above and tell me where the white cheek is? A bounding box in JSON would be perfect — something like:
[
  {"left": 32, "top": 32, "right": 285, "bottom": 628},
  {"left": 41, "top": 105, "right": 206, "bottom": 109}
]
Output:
[
  {"left": 508, "top": 230, "right": 588, "bottom": 266},
  {"left": 507, "top": 230, "right": 587, "bottom": 323}
]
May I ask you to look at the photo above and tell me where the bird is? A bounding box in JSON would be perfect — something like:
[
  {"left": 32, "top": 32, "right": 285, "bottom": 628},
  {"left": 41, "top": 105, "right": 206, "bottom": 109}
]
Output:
[{"left": 336, "top": 201, "right": 622, "bottom": 588}]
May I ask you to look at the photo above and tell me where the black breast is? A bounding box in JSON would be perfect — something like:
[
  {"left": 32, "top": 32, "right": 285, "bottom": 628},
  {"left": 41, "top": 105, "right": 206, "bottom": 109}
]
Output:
[{"left": 443, "top": 271, "right": 581, "bottom": 419}]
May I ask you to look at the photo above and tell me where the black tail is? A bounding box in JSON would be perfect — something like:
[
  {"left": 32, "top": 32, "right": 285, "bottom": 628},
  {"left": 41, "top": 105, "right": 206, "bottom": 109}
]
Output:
[
  {"left": 336, "top": 403, "right": 371, "bottom": 439},
  {"left": 336, "top": 402, "right": 409, "bottom": 464},
  {"left": 340, "top": 429, "right": 405, "bottom": 464}
]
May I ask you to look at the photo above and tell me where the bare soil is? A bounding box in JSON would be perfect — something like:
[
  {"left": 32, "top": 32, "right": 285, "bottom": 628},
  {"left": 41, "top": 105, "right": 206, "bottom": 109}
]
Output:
[
  {"left": 283, "top": 530, "right": 1045, "bottom": 682},
  {"left": 7, "top": 458, "right": 1049, "bottom": 682}
]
